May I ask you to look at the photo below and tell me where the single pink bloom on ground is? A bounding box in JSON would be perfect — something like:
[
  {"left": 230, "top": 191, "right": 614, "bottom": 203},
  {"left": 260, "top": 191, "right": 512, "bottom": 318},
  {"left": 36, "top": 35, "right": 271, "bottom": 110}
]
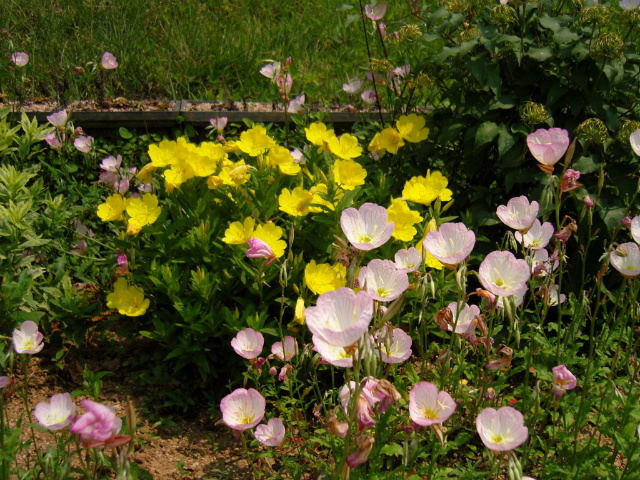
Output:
[
  {"left": 305, "top": 287, "right": 373, "bottom": 347},
  {"left": 423, "top": 222, "right": 475, "bottom": 267},
  {"left": 271, "top": 336, "right": 298, "bottom": 361},
  {"left": 231, "top": 328, "right": 264, "bottom": 359},
  {"left": 365, "top": 3, "right": 387, "bottom": 21},
  {"left": 74, "top": 136, "right": 94, "bottom": 153},
  {"left": 220, "top": 388, "right": 265, "bottom": 431},
  {"left": 11, "top": 52, "right": 29, "bottom": 67},
  {"left": 515, "top": 219, "right": 554, "bottom": 250},
  {"left": 358, "top": 259, "right": 409, "bottom": 302},
  {"left": 526, "top": 128, "right": 570, "bottom": 171},
  {"left": 13, "top": 321, "right": 44, "bottom": 354},
  {"left": 100, "top": 52, "right": 118, "bottom": 69},
  {"left": 479, "top": 251, "right": 530, "bottom": 297},
  {"left": 246, "top": 237, "right": 277, "bottom": 266},
  {"left": 47, "top": 109, "right": 69, "bottom": 129},
  {"left": 496, "top": 196, "right": 539, "bottom": 232},
  {"left": 70, "top": 400, "right": 130, "bottom": 448},
  {"left": 341, "top": 203, "right": 394, "bottom": 251},
  {"left": 609, "top": 242, "right": 640, "bottom": 277},
  {"left": 34, "top": 393, "right": 75, "bottom": 431},
  {"left": 409, "top": 381, "right": 456, "bottom": 427},
  {"left": 254, "top": 418, "right": 286, "bottom": 446},
  {"left": 552, "top": 365, "right": 577, "bottom": 397},
  {"left": 476, "top": 406, "right": 528, "bottom": 451}
]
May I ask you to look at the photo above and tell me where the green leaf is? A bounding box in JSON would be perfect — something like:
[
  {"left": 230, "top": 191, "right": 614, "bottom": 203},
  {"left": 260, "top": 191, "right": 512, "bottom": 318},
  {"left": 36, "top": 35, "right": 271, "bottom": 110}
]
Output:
[
  {"left": 528, "top": 47, "right": 553, "bottom": 62},
  {"left": 379, "top": 443, "right": 404, "bottom": 457},
  {"left": 538, "top": 14, "right": 561, "bottom": 31},
  {"left": 65, "top": 163, "right": 79, "bottom": 173},
  {"left": 572, "top": 156, "right": 601, "bottom": 174},
  {"left": 119, "top": 127, "right": 133, "bottom": 139},
  {"left": 475, "top": 121, "right": 500, "bottom": 147},
  {"left": 554, "top": 28, "right": 580, "bottom": 44}
]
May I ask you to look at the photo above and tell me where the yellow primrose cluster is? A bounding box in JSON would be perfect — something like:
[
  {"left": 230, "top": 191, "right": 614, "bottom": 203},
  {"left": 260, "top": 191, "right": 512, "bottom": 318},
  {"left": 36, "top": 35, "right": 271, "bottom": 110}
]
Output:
[
  {"left": 96, "top": 192, "right": 162, "bottom": 236},
  {"left": 304, "top": 260, "right": 347, "bottom": 295},
  {"left": 369, "top": 113, "right": 430, "bottom": 158},
  {"left": 106, "top": 277, "right": 150, "bottom": 316},
  {"left": 222, "top": 217, "right": 287, "bottom": 259}
]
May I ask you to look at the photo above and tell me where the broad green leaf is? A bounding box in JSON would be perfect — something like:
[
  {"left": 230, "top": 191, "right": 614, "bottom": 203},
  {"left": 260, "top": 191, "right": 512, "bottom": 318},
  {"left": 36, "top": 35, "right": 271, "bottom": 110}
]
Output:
[
  {"left": 475, "top": 121, "right": 500, "bottom": 147},
  {"left": 380, "top": 443, "right": 404, "bottom": 457}
]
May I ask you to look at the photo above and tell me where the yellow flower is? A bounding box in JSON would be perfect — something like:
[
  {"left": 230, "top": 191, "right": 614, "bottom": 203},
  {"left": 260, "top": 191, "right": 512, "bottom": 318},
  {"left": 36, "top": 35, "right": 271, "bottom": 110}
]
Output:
[
  {"left": 164, "top": 158, "right": 195, "bottom": 191},
  {"left": 97, "top": 194, "right": 125, "bottom": 221},
  {"left": 125, "top": 193, "right": 162, "bottom": 227},
  {"left": 219, "top": 160, "right": 252, "bottom": 187},
  {"left": 136, "top": 163, "right": 157, "bottom": 183},
  {"left": 148, "top": 140, "right": 177, "bottom": 168},
  {"left": 402, "top": 170, "right": 453, "bottom": 206},
  {"left": 334, "top": 159, "right": 367, "bottom": 190},
  {"left": 126, "top": 222, "right": 143, "bottom": 237},
  {"left": 396, "top": 114, "right": 430, "bottom": 143},
  {"left": 198, "top": 141, "right": 227, "bottom": 163},
  {"left": 304, "top": 260, "right": 347, "bottom": 295},
  {"left": 293, "top": 297, "right": 306, "bottom": 324},
  {"left": 416, "top": 218, "right": 444, "bottom": 270},
  {"left": 188, "top": 152, "right": 218, "bottom": 177},
  {"left": 253, "top": 222, "right": 287, "bottom": 258},
  {"left": 207, "top": 175, "right": 223, "bottom": 190},
  {"left": 222, "top": 217, "right": 256, "bottom": 245},
  {"left": 223, "top": 140, "right": 243, "bottom": 153},
  {"left": 308, "top": 183, "right": 342, "bottom": 212},
  {"left": 368, "top": 133, "right": 386, "bottom": 158},
  {"left": 378, "top": 128, "right": 405, "bottom": 154},
  {"left": 305, "top": 122, "right": 335, "bottom": 153},
  {"left": 279, "top": 187, "right": 314, "bottom": 217},
  {"left": 236, "top": 125, "right": 276, "bottom": 156},
  {"left": 387, "top": 198, "right": 424, "bottom": 241},
  {"left": 268, "top": 146, "right": 301, "bottom": 175},
  {"left": 328, "top": 133, "right": 363, "bottom": 160},
  {"left": 106, "top": 277, "right": 150, "bottom": 317}
]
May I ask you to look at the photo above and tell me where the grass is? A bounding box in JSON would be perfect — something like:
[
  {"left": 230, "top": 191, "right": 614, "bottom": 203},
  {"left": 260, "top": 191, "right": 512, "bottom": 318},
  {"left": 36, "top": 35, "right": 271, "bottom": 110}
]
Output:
[{"left": 1, "top": 0, "right": 412, "bottom": 103}]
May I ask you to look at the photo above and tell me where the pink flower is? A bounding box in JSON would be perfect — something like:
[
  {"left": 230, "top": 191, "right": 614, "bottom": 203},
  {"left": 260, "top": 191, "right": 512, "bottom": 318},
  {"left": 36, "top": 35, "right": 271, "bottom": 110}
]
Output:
[
  {"left": 305, "top": 288, "right": 373, "bottom": 347},
  {"left": 560, "top": 169, "right": 583, "bottom": 192},
  {"left": 13, "top": 321, "right": 44, "bottom": 354},
  {"left": 394, "top": 247, "right": 422, "bottom": 273},
  {"left": 231, "top": 328, "right": 264, "bottom": 359},
  {"left": 346, "top": 433, "right": 375, "bottom": 467},
  {"left": 34, "top": 393, "right": 75, "bottom": 431},
  {"left": 276, "top": 73, "right": 293, "bottom": 95},
  {"left": 312, "top": 335, "right": 360, "bottom": 367},
  {"left": 100, "top": 155, "right": 122, "bottom": 172},
  {"left": 246, "top": 237, "right": 277, "bottom": 266},
  {"left": 100, "top": 52, "right": 118, "bottom": 69},
  {"left": 47, "top": 110, "right": 69, "bottom": 129},
  {"left": 287, "top": 94, "right": 305, "bottom": 114},
  {"left": 361, "top": 89, "right": 378, "bottom": 104},
  {"left": 11, "top": 52, "right": 29, "bottom": 67},
  {"left": 340, "top": 379, "right": 379, "bottom": 426},
  {"left": 74, "top": 136, "right": 94, "bottom": 153},
  {"left": 609, "top": 242, "right": 640, "bottom": 277},
  {"left": 220, "top": 388, "right": 266, "bottom": 430},
  {"left": 496, "top": 196, "right": 539, "bottom": 232},
  {"left": 0, "top": 377, "right": 10, "bottom": 390},
  {"left": 377, "top": 327, "right": 412, "bottom": 364},
  {"left": 271, "top": 336, "right": 298, "bottom": 361},
  {"left": 340, "top": 203, "right": 395, "bottom": 251},
  {"left": 254, "top": 418, "right": 286, "bottom": 446},
  {"left": 620, "top": 0, "right": 640, "bottom": 10},
  {"left": 409, "top": 382, "right": 456, "bottom": 426},
  {"left": 526, "top": 128, "right": 570, "bottom": 172},
  {"left": 358, "top": 259, "right": 409, "bottom": 302},
  {"left": 631, "top": 216, "right": 640, "bottom": 244},
  {"left": 260, "top": 62, "right": 281, "bottom": 79},
  {"left": 541, "top": 284, "right": 566, "bottom": 306},
  {"left": 514, "top": 219, "right": 554, "bottom": 250},
  {"left": 479, "top": 251, "right": 530, "bottom": 297},
  {"left": 70, "top": 400, "right": 130, "bottom": 448},
  {"left": 447, "top": 302, "right": 480, "bottom": 334},
  {"left": 117, "top": 254, "right": 128, "bottom": 267},
  {"left": 423, "top": 222, "right": 475, "bottom": 267},
  {"left": 44, "top": 132, "right": 63, "bottom": 150},
  {"left": 630, "top": 129, "right": 640, "bottom": 156},
  {"left": 476, "top": 406, "right": 528, "bottom": 451},
  {"left": 552, "top": 365, "right": 577, "bottom": 397},
  {"left": 343, "top": 79, "right": 364, "bottom": 94},
  {"left": 583, "top": 195, "right": 596, "bottom": 209},
  {"left": 210, "top": 117, "right": 228, "bottom": 133},
  {"left": 365, "top": 3, "right": 387, "bottom": 21}
]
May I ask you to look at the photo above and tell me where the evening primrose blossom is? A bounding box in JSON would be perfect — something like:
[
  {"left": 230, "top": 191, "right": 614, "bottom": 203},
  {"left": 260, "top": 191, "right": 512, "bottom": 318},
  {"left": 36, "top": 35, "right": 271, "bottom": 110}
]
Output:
[
  {"left": 328, "top": 133, "right": 363, "bottom": 160},
  {"left": 125, "top": 193, "right": 162, "bottom": 228},
  {"left": 13, "top": 321, "right": 44, "bottom": 354},
  {"left": 305, "top": 122, "right": 335, "bottom": 153},
  {"left": 409, "top": 382, "right": 456, "bottom": 426},
  {"left": 378, "top": 128, "right": 405, "bottom": 154},
  {"left": 97, "top": 194, "right": 126, "bottom": 222},
  {"left": 387, "top": 198, "right": 423, "bottom": 241},
  {"left": 34, "top": 393, "right": 75, "bottom": 431},
  {"left": 334, "top": 159, "right": 367, "bottom": 190},
  {"left": 220, "top": 388, "right": 266, "bottom": 431},
  {"left": 106, "top": 277, "right": 150, "bottom": 317},
  {"left": 402, "top": 171, "right": 453, "bottom": 206},
  {"left": 304, "top": 260, "right": 347, "bottom": 295},
  {"left": 476, "top": 406, "right": 529, "bottom": 451},
  {"left": 253, "top": 222, "right": 287, "bottom": 258},
  {"left": 222, "top": 217, "right": 256, "bottom": 245},
  {"left": 341, "top": 203, "right": 395, "bottom": 251},
  {"left": 396, "top": 114, "right": 429, "bottom": 143}
]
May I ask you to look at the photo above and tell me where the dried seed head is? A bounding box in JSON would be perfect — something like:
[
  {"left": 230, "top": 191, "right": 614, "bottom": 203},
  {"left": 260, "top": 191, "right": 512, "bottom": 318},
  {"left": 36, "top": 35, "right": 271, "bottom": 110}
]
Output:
[
  {"left": 519, "top": 101, "right": 549, "bottom": 128},
  {"left": 458, "top": 27, "right": 480, "bottom": 42},
  {"left": 491, "top": 4, "right": 519, "bottom": 24},
  {"left": 617, "top": 120, "right": 640, "bottom": 144},
  {"left": 580, "top": 5, "right": 612, "bottom": 27},
  {"left": 590, "top": 32, "right": 624, "bottom": 61},
  {"left": 621, "top": 8, "right": 640, "bottom": 28},
  {"left": 576, "top": 118, "right": 609, "bottom": 144},
  {"left": 370, "top": 58, "right": 394, "bottom": 74},
  {"left": 398, "top": 25, "right": 422, "bottom": 43}
]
